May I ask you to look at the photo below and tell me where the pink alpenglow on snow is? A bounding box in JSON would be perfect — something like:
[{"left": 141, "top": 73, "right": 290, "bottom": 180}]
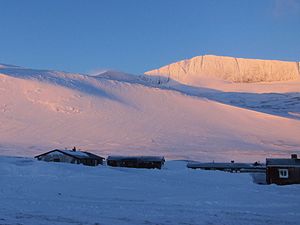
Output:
[
  {"left": 0, "top": 61, "right": 299, "bottom": 162},
  {"left": 145, "top": 55, "right": 300, "bottom": 83}
]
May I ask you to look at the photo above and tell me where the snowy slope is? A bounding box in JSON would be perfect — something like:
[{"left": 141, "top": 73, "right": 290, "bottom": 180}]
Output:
[
  {"left": 0, "top": 63, "right": 300, "bottom": 161},
  {"left": 145, "top": 55, "right": 300, "bottom": 82},
  {"left": 0, "top": 156, "right": 299, "bottom": 225}
]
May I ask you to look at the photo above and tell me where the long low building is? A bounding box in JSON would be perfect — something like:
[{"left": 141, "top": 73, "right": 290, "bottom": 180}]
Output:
[
  {"left": 187, "top": 161, "right": 266, "bottom": 172},
  {"left": 107, "top": 156, "right": 165, "bottom": 169}
]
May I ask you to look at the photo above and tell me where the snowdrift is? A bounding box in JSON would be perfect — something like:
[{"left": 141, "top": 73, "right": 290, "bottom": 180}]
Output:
[{"left": 145, "top": 55, "right": 300, "bottom": 83}]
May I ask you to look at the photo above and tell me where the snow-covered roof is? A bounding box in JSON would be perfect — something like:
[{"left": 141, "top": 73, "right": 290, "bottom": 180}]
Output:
[
  {"left": 60, "top": 150, "right": 89, "bottom": 158},
  {"left": 35, "top": 149, "right": 104, "bottom": 160},
  {"left": 84, "top": 151, "right": 105, "bottom": 160},
  {"left": 266, "top": 158, "right": 300, "bottom": 166}
]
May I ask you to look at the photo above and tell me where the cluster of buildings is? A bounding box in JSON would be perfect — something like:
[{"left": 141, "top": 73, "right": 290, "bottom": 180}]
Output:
[
  {"left": 35, "top": 148, "right": 300, "bottom": 186},
  {"left": 34, "top": 147, "right": 165, "bottom": 169},
  {"left": 187, "top": 154, "right": 300, "bottom": 185}
]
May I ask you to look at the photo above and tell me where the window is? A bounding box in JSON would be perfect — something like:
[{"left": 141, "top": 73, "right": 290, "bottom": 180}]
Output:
[{"left": 278, "top": 169, "right": 289, "bottom": 178}]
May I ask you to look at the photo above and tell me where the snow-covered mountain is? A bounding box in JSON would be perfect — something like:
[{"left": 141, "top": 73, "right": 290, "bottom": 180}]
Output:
[
  {"left": 145, "top": 55, "right": 300, "bottom": 83},
  {"left": 0, "top": 63, "right": 299, "bottom": 161}
]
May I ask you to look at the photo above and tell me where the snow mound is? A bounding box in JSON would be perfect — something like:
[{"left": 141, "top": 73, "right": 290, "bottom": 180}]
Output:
[
  {"left": 94, "top": 70, "right": 140, "bottom": 82},
  {"left": 95, "top": 69, "right": 170, "bottom": 86},
  {"left": 145, "top": 55, "right": 300, "bottom": 83}
]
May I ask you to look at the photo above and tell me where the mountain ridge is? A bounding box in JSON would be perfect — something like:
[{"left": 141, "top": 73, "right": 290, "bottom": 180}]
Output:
[{"left": 145, "top": 55, "right": 300, "bottom": 83}]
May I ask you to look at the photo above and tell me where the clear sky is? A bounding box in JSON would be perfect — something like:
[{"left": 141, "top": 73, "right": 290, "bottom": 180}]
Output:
[{"left": 0, "top": 0, "right": 299, "bottom": 74}]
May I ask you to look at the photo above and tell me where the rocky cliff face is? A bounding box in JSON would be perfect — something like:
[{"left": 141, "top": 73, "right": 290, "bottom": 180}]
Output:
[{"left": 145, "top": 55, "right": 300, "bottom": 83}]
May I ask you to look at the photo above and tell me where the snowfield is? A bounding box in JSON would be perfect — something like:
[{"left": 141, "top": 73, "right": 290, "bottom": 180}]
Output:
[
  {"left": 0, "top": 156, "right": 299, "bottom": 225},
  {"left": 0, "top": 62, "right": 299, "bottom": 161},
  {"left": 0, "top": 58, "right": 300, "bottom": 225}
]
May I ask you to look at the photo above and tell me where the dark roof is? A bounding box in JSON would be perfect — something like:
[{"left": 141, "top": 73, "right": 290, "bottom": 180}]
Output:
[
  {"left": 35, "top": 149, "right": 104, "bottom": 160},
  {"left": 266, "top": 158, "right": 300, "bottom": 167},
  {"left": 107, "top": 156, "right": 165, "bottom": 162}
]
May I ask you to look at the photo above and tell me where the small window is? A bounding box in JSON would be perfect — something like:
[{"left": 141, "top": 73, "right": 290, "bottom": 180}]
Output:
[{"left": 278, "top": 169, "right": 289, "bottom": 178}]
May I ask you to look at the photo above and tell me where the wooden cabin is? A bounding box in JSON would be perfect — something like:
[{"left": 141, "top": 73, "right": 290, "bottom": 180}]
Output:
[
  {"left": 35, "top": 148, "right": 104, "bottom": 166},
  {"left": 266, "top": 154, "right": 300, "bottom": 185},
  {"left": 106, "top": 156, "right": 165, "bottom": 169}
]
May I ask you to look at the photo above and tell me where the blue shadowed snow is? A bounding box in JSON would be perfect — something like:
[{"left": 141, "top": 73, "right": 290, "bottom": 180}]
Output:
[{"left": 0, "top": 156, "right": 299, "bottom": 225}]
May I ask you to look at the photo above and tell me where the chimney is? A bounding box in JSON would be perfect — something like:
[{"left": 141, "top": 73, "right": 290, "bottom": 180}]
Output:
[{"left": 291, "top": 154, "right": 297, "bottom": 159}]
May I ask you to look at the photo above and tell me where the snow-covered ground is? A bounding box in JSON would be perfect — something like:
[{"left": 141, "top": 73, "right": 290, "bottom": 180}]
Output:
[
  {"left": 1, "top": 59, "right": 300, "bottom": 225},
  {"left": 0, "top": 63, "right": 300, "bottom": 161},
  {"left": 0, "top": 156, "right": 299, "bottom": 225}
]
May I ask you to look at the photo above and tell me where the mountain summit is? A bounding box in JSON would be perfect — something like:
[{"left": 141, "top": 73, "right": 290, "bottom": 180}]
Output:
[{"left": 145, "top": 55, "right": 300, "bottom": 83}]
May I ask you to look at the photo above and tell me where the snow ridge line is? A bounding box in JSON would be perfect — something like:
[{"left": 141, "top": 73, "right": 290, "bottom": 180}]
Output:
[
  {"left": 180, "top": 64, "right": 187, "bottom": 75},
  {"left": 235, "top": 57, "right": 241, "bottom": 79}
]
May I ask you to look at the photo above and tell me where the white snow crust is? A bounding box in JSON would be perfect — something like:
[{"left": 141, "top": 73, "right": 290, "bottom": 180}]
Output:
[{"left": 0, "top": 156, "right": 299, "bottom": 225}]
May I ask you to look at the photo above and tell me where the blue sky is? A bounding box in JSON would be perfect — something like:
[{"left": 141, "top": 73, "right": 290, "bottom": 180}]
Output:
[{"left": 0, "top": 0, "right": 299, "bottom": 74}]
